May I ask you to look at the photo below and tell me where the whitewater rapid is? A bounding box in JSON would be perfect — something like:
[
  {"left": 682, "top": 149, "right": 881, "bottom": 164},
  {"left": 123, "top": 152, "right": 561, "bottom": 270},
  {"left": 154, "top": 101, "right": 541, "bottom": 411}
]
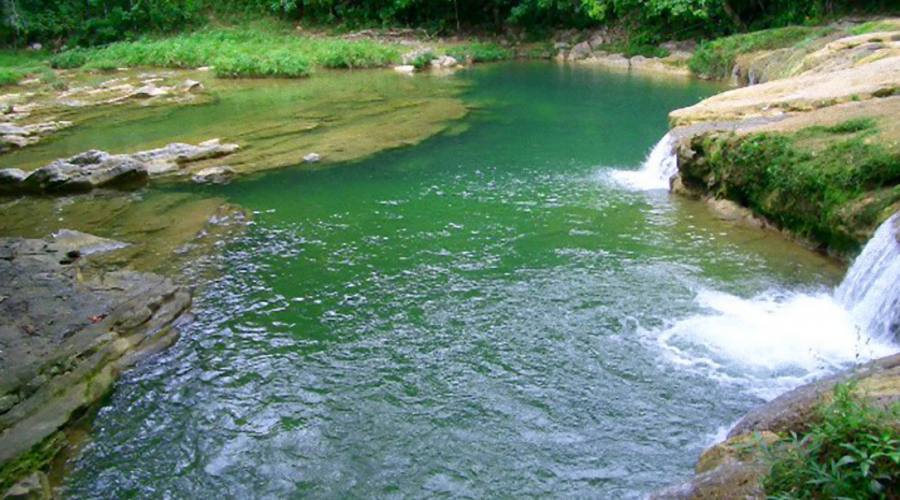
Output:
[
  {"left": 620, "top": 135, "right": 900, "bottom": 399},
  {"left": 609, "top": 133, "right": 678, "bottom": 190}
]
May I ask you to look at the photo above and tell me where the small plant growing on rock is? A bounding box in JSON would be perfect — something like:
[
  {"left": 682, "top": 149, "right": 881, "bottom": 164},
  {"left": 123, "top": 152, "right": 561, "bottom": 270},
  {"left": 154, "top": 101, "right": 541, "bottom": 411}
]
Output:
[{"left": 763, "top": 384, "right": 900, "bottom": 499}]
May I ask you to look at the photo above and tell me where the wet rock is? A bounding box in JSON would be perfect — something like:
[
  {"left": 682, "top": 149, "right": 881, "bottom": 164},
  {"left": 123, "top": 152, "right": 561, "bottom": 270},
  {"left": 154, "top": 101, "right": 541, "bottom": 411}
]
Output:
[
  {"left": 181, "top": 80, "right": 204, "bottom": 92},
  {"left": 4, "top": 471, "right": 50, "bottom": 500},
  {"left": 129, "top": 84, "right": 171, "bottom": 99},
  {"left": 0, "top": 168, "right": 27, "bottom": 193},
  {"left": 393, "top": 65, "right": 416, "bottom": 74},
  {"left": 0, "top": 233, "right": 191, "bottom": 492},
  {"left": 20, "top": 151, "right": 149, "bottom": 194},
  {"left": 192, "top": 165, "right": 235, "bottom": 184},
  {"left": 132, "top": 139, "right": 240, "bottom": 175},
  {"left": 303, "top": 153, "right": 322, "bottom": 164},
  {"left": 730, "top": 353, "right": 900, "bottom": 438}
]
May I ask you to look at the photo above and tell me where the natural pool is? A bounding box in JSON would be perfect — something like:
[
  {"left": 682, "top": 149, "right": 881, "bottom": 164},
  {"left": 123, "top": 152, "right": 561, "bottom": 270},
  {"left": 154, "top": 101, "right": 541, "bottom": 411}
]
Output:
[{"left": 39, "top": 63, "right": 889, "bottom": 497}]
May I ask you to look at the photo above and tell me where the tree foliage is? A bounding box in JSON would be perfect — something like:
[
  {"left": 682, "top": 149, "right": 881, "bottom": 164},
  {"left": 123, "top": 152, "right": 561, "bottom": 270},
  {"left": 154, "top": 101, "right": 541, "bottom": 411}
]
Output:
[{"left": 1, "top": 0, "right": 895, "bottom": 47}]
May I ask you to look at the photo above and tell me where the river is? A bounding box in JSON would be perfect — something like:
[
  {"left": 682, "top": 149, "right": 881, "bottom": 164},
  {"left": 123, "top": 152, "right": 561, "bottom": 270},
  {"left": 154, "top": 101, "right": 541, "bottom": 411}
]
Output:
[{"left": 51, "top": 63, "right": 890, "bottom": 497}]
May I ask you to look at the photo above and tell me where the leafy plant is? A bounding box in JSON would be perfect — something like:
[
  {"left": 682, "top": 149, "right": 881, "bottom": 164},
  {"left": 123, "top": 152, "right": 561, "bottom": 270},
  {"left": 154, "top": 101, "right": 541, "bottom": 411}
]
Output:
[{"left": 763, "top": 384, "right": 900, "bottom": 499}]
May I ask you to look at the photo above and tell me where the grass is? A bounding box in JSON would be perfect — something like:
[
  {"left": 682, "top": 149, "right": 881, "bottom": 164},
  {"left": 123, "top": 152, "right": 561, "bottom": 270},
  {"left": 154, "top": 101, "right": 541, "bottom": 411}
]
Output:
[
  {"left": 688, "top": 26, "right": 834, "bottom": 79},
  {"left": 849, "top": 19, "right": 900, "bottom": 36},
  {"left": 682, "top": 118, "right": 900, "bottom": 252},
  {"left": 763, "top": 384, "right": 900, "bottom": 499},
  {"left": 50, "top": 25, "right": 401, "bottom": 78},
  {"left": 445, "top": 42, "right": 513, "bottom": 63},
  {"left": 0, "top": 50, "right": 51, "bottom": 86}
]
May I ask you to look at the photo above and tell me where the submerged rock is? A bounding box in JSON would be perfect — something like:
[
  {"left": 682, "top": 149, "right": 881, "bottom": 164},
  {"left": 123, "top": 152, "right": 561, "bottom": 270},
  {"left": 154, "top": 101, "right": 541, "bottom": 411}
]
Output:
[{"left": 0, "top": 233, "right": 191, "bottom": 493}]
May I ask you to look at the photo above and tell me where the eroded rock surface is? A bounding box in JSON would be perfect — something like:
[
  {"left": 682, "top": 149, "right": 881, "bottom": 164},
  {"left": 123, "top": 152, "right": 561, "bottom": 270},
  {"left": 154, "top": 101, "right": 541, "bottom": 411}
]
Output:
[
  {"left": 0, "top": 232, "right": 192, "bottom": 493},
  {"left": 0, "top": 140, "right": 239, "bottom": 195}
]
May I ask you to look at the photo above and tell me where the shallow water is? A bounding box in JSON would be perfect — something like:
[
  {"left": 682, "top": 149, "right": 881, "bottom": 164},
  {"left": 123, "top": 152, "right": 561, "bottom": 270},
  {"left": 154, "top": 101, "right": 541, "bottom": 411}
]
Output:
[{"left": 59, "top": 63, "right": 881, "bottom": 498}]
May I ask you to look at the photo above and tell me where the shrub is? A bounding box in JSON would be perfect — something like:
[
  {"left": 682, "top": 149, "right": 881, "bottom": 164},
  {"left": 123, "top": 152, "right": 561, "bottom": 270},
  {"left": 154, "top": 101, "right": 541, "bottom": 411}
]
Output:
[
  {"left": 446, "top": 42, "right": 513, "bottom": 63},
  {"left": 764, "top": 384, "right": 900, "bottom": 499}
]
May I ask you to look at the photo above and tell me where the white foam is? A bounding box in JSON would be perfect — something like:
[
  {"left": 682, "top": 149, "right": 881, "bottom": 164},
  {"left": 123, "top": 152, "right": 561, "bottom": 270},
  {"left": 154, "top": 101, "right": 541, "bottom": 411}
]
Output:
[
  {"left": 609, "top": 133, "right": 677, "bottom": 190},
  {"left": 655, "top": 289, "right": 896, "bottom": 399}
]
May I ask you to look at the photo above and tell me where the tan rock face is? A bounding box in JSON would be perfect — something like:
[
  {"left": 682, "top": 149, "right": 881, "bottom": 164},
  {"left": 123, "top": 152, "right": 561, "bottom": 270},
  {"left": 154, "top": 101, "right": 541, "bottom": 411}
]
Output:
[{"left": 670, "top": 55, "right": 900, "bottom": 127}]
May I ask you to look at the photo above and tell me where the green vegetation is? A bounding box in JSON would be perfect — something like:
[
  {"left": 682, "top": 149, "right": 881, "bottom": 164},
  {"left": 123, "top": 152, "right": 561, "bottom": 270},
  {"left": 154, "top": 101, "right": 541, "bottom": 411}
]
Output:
[
  {"left": 2, "top": 1, "right": 895, "bottom": 48},
  {"left": 49, "top": 27, "right": 399, "bottom": 78},
  {"left": 445, "top": 42, "right": 513, "bottom": 63},
  {"left": 688, "top": 26, "right": 834, "bottom": 79},
  {"left": 681, "top": 119, "right": 900, "bottom": 252},
  {"left": 810, "top": 118, "right": 878, "bottom": 135},
  {"left": 849, "top": 19, "right": 900, "bottom": 35},
  {"left": 763, "top": 384, "right": 900, "bottom": 499},
  {"left": 0, "top": 50, "right": 50, "bottom": 86}
]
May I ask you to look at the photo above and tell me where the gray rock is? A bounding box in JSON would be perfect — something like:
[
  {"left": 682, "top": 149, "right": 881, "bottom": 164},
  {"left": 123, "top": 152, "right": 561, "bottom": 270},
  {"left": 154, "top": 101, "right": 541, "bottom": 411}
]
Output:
[
  {"left": 0, "top": 168, "right": 26, "bottom": 194},
  {"left": 192, "top": 165, "right": 235, "bottom": 184},
  {"left": 22, "top": 153, "right": 149, "bottom": 193},
  {"left": 430, "top": 55, "right": 459, "bottom": 68},
  {"left": 0, "top": 234, "right": 191, "bottom": 489},
  {"left": 303, "top": 153, "right": 322, "bottom": 164}
]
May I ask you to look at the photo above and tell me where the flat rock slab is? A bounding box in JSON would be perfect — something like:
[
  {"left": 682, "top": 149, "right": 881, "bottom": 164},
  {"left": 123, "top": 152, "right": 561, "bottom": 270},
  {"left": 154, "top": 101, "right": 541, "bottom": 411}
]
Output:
[{"left": 0, "top": 232, "right": 191, "bottom": 491}]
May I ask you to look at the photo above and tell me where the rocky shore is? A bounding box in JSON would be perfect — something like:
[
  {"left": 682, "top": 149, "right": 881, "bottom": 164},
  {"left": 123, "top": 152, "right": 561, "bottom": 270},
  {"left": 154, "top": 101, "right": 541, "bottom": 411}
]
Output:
[
  {"left": 651, "top": 353, "right": 900, "bottom": 499},
  {"left": 666, "top": 25, "right": 900, "bottom": 256},
  {"left": 0, "top": 231, "right": 192, "bottom": 496},
  {"left": 652, "top": 21, "right": 900, "bottom": 499}
]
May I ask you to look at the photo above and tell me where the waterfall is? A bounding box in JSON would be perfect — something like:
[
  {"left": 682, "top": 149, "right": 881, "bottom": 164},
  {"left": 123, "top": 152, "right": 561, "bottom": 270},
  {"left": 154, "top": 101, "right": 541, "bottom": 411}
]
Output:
[
  {"left": 654, "top": 213, "right": 899, "bottom": 398},
  {"left": 609, "top": 133, "right": 678, "bottom": 190},
  {"left": 835, "top": 213, "right": 900, "bottom": 342}
]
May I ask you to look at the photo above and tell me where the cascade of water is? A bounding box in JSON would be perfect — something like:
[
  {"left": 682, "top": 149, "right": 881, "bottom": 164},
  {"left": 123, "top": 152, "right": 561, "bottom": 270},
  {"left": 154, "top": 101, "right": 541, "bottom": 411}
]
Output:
[
  {"left": 609, "top": 133, "right": 678, "bottom": 190},
  {"left": 835, "top": 212, "right": 900, "bottom": 342}
]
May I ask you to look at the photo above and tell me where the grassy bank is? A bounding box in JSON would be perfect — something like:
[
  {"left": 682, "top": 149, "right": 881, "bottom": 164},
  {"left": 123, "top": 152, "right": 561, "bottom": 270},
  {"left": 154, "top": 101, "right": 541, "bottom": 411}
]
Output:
[
  {"left": 678, "top": 118, "right": 900, "bottom": 253},
  {"left": 49, "top": 25, "right": 401, "bottom": 78}
]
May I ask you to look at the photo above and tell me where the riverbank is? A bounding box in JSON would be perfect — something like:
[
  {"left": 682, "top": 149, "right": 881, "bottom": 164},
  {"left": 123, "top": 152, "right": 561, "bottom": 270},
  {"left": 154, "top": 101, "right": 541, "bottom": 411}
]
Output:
[
  {"left": 650, "top": 19, "right": 900, "bottom": 499},
  {"left": 665, "top": 20, "right": 900, "bottom": 257},
  {"left": 0, "top": 15, "right": 898, "bottom": 497}
]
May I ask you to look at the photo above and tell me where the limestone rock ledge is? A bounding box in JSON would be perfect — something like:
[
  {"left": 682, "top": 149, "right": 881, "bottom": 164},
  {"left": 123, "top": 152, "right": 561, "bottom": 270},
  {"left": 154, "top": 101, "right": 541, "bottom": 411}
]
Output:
[
  {"left": 0, "top": 232, "right": 192, "bottom": 495},
  {"left": 651, "top": 353, "right": 900, "bottom": 499}
]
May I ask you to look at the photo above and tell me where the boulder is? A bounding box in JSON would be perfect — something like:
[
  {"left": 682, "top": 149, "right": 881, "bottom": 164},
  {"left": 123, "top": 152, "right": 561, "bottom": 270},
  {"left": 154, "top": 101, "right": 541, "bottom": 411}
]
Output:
[
  {"left": 131, "top": 139, "right": 240, "bottom": 174},
  {"left": 192, "top": 166, "right": 235, "bottom": 184},
  {"left": 570, "top": 41, "right": 593, "bottom": 60},
  {"left": 21, "top": 151, "right": 148, "bottom": 194},
  {"left": 393, "top": 65, "right": 416, "bottom": 74},
  {"left": 303, "top": 152, "right": 322, "bottom": 164},
  {"left": 0, "top": 169, "right": 26, "bottom": 194}
]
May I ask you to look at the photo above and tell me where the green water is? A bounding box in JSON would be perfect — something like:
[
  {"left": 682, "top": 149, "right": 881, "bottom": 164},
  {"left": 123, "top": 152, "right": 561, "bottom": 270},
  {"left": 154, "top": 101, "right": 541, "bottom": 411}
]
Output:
[{"left": 61, "top": 64, "right": 846, "bottom": 498}]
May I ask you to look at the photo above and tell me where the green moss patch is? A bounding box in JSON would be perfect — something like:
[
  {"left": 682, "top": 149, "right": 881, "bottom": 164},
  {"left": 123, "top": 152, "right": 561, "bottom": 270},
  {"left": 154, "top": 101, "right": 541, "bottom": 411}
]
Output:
[{"left": 679, "top": 120, "right": 900, "bottom": 253}]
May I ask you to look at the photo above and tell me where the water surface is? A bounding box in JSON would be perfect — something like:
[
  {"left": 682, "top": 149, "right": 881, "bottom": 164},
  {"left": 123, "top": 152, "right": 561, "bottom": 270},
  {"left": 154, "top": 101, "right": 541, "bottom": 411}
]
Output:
[{"left": 63, "top": 63, "right": 870, "bottom": 498}]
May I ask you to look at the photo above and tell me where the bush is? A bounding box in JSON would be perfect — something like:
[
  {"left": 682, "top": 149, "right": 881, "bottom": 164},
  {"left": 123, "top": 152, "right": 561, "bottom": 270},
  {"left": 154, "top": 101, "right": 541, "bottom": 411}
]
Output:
[
  {"left": 764, "top": 384, "right": 900, "bottom": 499},
  {"left": 446, "top": 42, "right": 513, "bottom": 62}
]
